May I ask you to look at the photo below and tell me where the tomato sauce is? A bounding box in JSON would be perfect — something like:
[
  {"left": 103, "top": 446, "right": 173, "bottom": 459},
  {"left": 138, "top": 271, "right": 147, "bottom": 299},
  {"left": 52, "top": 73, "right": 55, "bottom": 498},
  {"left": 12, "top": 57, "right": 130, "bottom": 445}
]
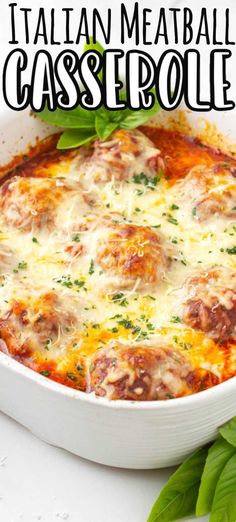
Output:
[{"left": 142, "top": 126, "right": 236, "bottom": 181}]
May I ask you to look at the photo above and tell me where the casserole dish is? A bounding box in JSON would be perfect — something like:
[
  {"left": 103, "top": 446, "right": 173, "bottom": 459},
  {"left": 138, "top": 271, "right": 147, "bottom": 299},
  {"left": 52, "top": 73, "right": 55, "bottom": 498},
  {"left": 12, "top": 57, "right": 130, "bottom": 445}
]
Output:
[{"left": 0, "top": 106, "right": 235, "bottom": 469}]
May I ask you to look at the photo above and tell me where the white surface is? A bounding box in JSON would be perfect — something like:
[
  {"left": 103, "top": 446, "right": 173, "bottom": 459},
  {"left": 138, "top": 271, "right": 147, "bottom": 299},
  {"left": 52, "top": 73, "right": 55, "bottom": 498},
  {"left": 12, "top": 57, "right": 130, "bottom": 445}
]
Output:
[{"left": 0, "top": 411, "right": 207, "bottom": 522}]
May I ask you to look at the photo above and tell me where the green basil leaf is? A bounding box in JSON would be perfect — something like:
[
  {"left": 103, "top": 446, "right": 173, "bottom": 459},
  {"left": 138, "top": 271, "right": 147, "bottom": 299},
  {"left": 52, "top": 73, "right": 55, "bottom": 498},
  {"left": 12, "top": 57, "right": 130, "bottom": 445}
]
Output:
[
  {"left": 57, "top": 129, "right": 96, "bottom": 150},
  {"left": 210, "top": 452, "right": 236, "bottom": 522},
  {"left": 107, "top": 110, "right": 124, "bottom": 123},
  {"left": 196, "top": 437, "right": 236, "bottom": 516},
  {"left": 220, "top": 417, "right": 236, "bottom": 448},
  {"left": 120, "top": 102, "right": 160, "bottom": 130},
  {"left": 84, "top": 36, "right": 104, "bottom": 83},
  {"left": 36, "top": 41, "right": 161, "bottom": 149},
  {"left": 37, "top": 107, "right": 96, "bottom": 129},
  {"left": 84, "top": 36, "right": 105, "bottom": 56},
  {"left": 147, "top": 447, "right": 208, "bottom": 522},
  {"left": 95, "top": 115, "right": 118, "bottom": 140}
]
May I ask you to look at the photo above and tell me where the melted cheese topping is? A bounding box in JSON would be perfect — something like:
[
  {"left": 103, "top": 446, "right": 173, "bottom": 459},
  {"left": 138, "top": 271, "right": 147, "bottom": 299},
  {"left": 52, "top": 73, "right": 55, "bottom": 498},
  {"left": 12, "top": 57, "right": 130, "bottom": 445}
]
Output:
[{"left": 0, "top": 127, "right": 236, "bottom": 400}]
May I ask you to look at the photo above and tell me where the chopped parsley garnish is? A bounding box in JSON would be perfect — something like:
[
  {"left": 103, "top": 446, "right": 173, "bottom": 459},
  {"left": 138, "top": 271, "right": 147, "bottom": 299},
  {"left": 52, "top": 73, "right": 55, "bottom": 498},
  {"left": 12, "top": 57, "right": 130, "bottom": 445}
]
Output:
[
  {"left": 40, "top": 370, "right": 50, "bottom": 377},
  {"left": 18, "top": 261, "right": 27, "bottom": 269},
  {"left": 182, "top": 342, "right": 192, "bottom": 350},
  {"left": 111, "top": 293, "right": 128, "bottom": 307},
  {"left": 44, "top": 339, "right": 51, "bottom": 351},
  {"left": 132, "top": 171, "right": 163, "bottom": 190},
  {"left": 114, "top": 314, "right": 155, "bottom": 340},
  {"left": 74, "top": 279, "right": 85, "bottom": 288},
  {"left": 56, "top": 275, "right": 73, "bottom": 288},
  {"left": 170, "top": 204, "right": 179, "bottom": 211},
  {"left": 55, "top": 275, "right": 86, "bottom": 291},
  {"left": 167, "top": 215, "right": 178, "bottom": 226},
  {"left": 88, "top": 259, "right": 95, "bottom": 275},
  {"left": 226, "top": 246, "right": 236, "bottom": 255},
  {"left": 133, "top": 173, "right": 148, "bottom": 184},
  {"left": 14, "top": 260, "right": 28, "bottom": 273},
  {"left": 117, "top": 318, "right": 133, "bottom": 329},
  {"left": 67, "top": 372, "right": 77, "bottom": 381},
  {"left": 173, "top": 336, "right": 192, "bottom": 350},
  {"left": 72, "top": 234, "right": 80, "bottom": 242},
  {"left": 109, "top": 327, "right": 118, "bottom": 333},
  {"left": 32, "top": 237, "right": 39, "bottom": 244},
  {"left": 146, "top": 321, "right": 155, "bottom": 331},
  {"left": 192, "top": 207, "right": 197, "bottom": 217},
  {"left": 76, "top": 364, "right": 85, "bottom": 377},
  {"left": 171, "top": 315, "right": 182, "bottom": 324}
]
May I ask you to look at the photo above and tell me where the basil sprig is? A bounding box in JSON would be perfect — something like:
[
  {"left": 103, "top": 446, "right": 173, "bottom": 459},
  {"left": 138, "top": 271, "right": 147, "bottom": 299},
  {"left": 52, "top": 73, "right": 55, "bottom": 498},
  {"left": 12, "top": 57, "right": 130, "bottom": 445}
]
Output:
[
  {"left": 147, "top": 447, "right": 209, "bottom": 522},
  {"left": 196, "top": 437, "right": 236, "bottom": 516},
  {"left": 147, "top": 416, "right": 236, "bottom": 522},
  {"left": 36, "top": 38, "right": 160, "bottom": 149},
  {"left": 219, "top": 416, "right": 236, "bottom": 447}
]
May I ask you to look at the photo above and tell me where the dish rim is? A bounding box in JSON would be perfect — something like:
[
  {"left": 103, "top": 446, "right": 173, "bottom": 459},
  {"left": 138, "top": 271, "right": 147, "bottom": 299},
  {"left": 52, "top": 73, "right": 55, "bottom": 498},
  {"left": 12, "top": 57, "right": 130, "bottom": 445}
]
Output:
[
  {"left": 0, "top": 113, "right": 236, "bottom": 413},
  {"left": 1, "top": 350, "right": 236, "bottom": 410}
]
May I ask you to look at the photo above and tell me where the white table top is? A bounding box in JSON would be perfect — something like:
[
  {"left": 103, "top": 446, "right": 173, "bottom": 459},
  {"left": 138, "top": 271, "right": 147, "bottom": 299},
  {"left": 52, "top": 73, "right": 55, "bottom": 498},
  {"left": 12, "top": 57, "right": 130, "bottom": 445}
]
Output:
[{"left": 0, "top": 411, "right": 207, "bottom": 522}]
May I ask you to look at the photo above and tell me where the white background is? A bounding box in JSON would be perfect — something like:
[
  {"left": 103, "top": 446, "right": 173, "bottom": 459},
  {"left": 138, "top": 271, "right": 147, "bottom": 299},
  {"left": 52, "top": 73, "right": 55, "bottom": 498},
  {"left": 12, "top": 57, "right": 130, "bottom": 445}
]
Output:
[
  {"left": 0, "top": 410, "right": 207, "bottom": 522},
  {"left": 0, "top": 0, "right": 234, "bottom": 520}
]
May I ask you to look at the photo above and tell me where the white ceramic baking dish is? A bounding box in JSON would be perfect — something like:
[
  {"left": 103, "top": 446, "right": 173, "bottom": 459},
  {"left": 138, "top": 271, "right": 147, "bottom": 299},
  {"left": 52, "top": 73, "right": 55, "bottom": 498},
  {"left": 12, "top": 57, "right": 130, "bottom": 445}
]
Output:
[{"left": 0, "top": 107, "right": 236, "bottom": 470}]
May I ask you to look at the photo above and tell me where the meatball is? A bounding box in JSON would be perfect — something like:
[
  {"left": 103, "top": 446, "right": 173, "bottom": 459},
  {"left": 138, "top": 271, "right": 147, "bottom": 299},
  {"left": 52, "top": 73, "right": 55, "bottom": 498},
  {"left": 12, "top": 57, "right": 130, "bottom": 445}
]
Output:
[
  {"left": 0, "top": 177, "right": 74, "bottom": 232},
  {"left": 181, "top": 165, "right": 236, "bottom": 221},
  {"left": 0, "top": 292, "right": 78, "bottom": 356},
  {"left": 79, "top": 129, "right": 161, "bottom": 184},
  {"left": 96, "top": 224, "right": 170, "bottom": 289},
  {"left": 30, "top": 292, "right": 77, "bottom": 343},
  {"left": 89, "top": 343, "right": 194, "bottom": 400},
  {"left": 0, "top": 306, "right": 32, "bottom": 357},
  {"left": 183, "top": 268, "right": 236, "bottom": 342}
]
